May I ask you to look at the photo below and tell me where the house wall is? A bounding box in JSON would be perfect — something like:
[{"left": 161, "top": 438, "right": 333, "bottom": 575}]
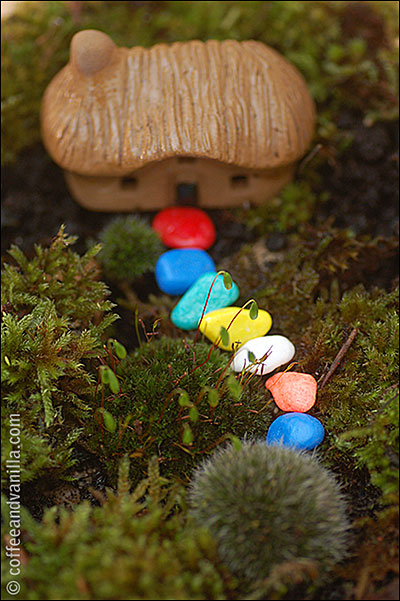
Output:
[{"left": 64, "top": 157, "right": 294, "bottom": 211}]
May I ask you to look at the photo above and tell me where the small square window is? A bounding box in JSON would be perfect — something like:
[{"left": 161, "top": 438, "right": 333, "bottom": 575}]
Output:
[
  {"left": 120, "top": 176, "right": 138, "bottom": 189},
  {"left": 231, "top": 175, "right": 248, "bottom": 188}
]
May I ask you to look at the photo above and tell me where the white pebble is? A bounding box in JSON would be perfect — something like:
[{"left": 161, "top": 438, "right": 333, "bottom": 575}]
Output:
[{"left": 231, "top": 335, "right": 295, "bottom": 375}]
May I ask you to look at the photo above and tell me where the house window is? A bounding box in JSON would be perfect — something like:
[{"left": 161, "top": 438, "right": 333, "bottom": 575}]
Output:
[
  {"left": 231, "top": 175, "right": 248, "bottom": 188},
  {"left": 120, "top": 176, "right": 138, "bottom": 189}
]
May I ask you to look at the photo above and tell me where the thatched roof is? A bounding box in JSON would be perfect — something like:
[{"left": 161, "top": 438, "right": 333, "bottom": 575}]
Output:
[{"left": 41, "top": 31, "right": 316, "bottom": 176}]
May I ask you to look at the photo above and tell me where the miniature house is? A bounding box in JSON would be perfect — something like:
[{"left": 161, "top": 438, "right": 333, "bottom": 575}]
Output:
[{"left": 41, "top": 30, "right": 316, "bottom": 211}]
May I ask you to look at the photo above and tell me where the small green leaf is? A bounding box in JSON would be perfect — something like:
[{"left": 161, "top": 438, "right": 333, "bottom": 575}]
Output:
[
  {"left": 208, "top": 388, "right": 219, "bottom": 408},
  {"left": 103, "top": 367, "right": 119, "bottom": 394},
  {"left": 182, "top": 424, "right": 193, "bottom": 445},
  {"left": 100, "top": 365, "right": 110, "bottom": 384},
  {"left": 229, "top": 434, "right": 242, "bottom": 451},
  {"left": 248, "top": 350, "right": 257, "bottom": 364},
  {"left": 227, "top": 374, "right": 242, "bottom": 401},
  {"left": 249, "top": 300, "right": 259, "bottom": 320},
  {"left": 189, "top": 405, "right": 199, "bottom": 422},
  {"left": 220, "top": 326, "right": 230, "bottom": 347},
  {"left": 221, "top": 271, "right": 233, "bottom": 290},
  {"left": 113, "top": 340, "right": 127, "bottom": 359},
  {"left": 101, "top": 409, "right": 117, "bottom": 433},
  {"left": 109, "top": 373, "right": 120, "bottom": 394},
  {"left": 178, "top": 390, "right": 191, "bottom": 407}
]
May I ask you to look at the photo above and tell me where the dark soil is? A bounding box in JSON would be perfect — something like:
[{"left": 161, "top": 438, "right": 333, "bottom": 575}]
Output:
[
  {"left": 316, "top": 110, "right": 399, "bottom": 239},
  {"left": 20, "top": 445, "right": 108, "bottom": 521}
]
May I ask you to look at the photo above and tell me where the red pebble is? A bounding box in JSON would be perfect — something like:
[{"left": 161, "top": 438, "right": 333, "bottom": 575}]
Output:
[
  {"left": 265, "top": 372, "right": 317, "bottom": 413},
  {"left": 152, "top": 207, "right": 216, "bottom": 249}
]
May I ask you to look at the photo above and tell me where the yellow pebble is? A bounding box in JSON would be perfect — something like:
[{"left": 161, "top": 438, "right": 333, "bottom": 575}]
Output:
[{"left": 199, "top": 306, "right": 272, "bottom": 350}]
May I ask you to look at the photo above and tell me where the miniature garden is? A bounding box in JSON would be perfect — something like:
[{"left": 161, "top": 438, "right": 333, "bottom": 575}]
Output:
[{"left": 1, "top": 1, "right": 399, "bottom": 600}]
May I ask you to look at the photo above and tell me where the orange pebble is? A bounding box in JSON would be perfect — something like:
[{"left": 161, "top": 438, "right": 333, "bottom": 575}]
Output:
[{"left": 265, "top": 372, "right": 317, "bottom": 412}]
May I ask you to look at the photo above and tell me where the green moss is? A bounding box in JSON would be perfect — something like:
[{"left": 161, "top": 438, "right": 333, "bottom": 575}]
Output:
[
  {"left": 337, "top": 387, "right": 398, "bottom": 508},
  {"left": 276, "top": 279, "right": 398, "bottom": 504},
  {"left": 84, "top": 336, "right": 271, "bottom": 486},
  {"left": 240, "top": 181, "right": 328, "bottom": 236},
  {"left": 2, "top": 1, "right": 73, "bottom": 164},
  {"left": 1, "top": 456, "right": 235, "bottom": 600},
  {"left": 308, "top": 286, "right": 399, "bottom": 494},
  {"left": 1, "top": 228, "right": 118, "bottom": 483},
  {"left": 2, "top": 1, "right": 398, "bottom": 164},
  {"left": 97, "top": 215, "right": 164, "bottom": 283},
  {"left": 2, "top": 225, "right": 116, "bottom": 327}
]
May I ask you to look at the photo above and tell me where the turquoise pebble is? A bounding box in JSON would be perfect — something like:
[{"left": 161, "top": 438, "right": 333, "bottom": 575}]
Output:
[
  {"left": 155, "top": 249, "right": 215, "bottom": 295},
  {"left": 266, "top": 412, "right": 325, "bottom": 451},
  {"left": 171, "top": 272, "right": 239, "bottom": 330}
]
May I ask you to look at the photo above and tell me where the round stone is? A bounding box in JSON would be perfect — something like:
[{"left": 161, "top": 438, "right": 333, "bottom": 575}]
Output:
[
  {"left": 265, "top": 372, "right": 317, "bottom": 412},
  {"left": 170, "top": 272, "right": 239, "bottom": 330},
  {"left": 152, "top": 207, "right": 217, "bottom": 249},
  {"left": 266, "top": 413, "right": 325, "bottom": 451},
  {"left": 199, "top": 307, "right": 272, "bottom": 351},
  {"left": 231, "top": 335, "right": 295, "bottom": 374},
  {"left": 155, "top": 249, "right": 215, "bottom": 295}
]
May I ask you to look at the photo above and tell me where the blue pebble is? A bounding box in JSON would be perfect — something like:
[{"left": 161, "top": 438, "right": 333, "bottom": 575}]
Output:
[
  {"left": 171, "top": 271, "right": 239, "bottom": 330},
  {"left": 155, "top": 249, "right": 216, "bottom": 295},
  {"left": 266, "top": 412, "right": 325, "bottom": 451}
]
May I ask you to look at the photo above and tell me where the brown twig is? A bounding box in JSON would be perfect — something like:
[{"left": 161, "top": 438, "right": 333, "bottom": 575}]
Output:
[
  {"left": 297, "top": 143, "right": 322, "bottom": 174},
  {"left": 318, "top": 328, "right": 358, "bottom": 389}
]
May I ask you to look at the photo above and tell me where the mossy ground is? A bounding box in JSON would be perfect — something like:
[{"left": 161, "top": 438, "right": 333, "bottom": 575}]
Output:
[
  {"left": 1, "top": 2, "right": 399, "bottom": 600},
  {"left": 83, "top": 336, "right": 271, "bottom": 486}
]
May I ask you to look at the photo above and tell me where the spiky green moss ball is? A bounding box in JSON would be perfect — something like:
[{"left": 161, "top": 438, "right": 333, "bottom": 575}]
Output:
[
  {"left": 189, "top": 441, "right": 349, "bottom": 584},
  {"left": 98, "top": 215, "right": 164, "bottom": 282}
]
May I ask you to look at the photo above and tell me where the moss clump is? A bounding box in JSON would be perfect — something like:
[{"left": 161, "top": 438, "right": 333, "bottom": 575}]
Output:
[
  {"left": 268, "top": 277, "right": 398, "bottom": 512},
  {"left": 337, "top": 387, "right": 399, "bottom": 509},
  {"left": 303, "top": 286, "right": 399, "bottom": 493},
  {"left": 85, "top": 336, "right": 271, "bottom": 485},
  {"left": 2, "top": 225, "right": 116, "bottom": 327},
  {"left": 240, "top": 181, "right": 327, "bottom": 236},
  {"left": 1, "top": 456, "right": 234, "bottom": 600},
  {"left": 97, "top": 215, "right": 164, "bottom": 283},
  {"left": 1, "top": 228, "right": 118, "bottom": 483},
  {"left": 189, "top": 441, "right": 350, "bottom": 593}
]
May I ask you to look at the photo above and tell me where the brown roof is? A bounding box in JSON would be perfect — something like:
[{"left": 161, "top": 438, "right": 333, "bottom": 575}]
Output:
[{"left": 41, "top": 31, "right": 316, "bottom": 176}]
